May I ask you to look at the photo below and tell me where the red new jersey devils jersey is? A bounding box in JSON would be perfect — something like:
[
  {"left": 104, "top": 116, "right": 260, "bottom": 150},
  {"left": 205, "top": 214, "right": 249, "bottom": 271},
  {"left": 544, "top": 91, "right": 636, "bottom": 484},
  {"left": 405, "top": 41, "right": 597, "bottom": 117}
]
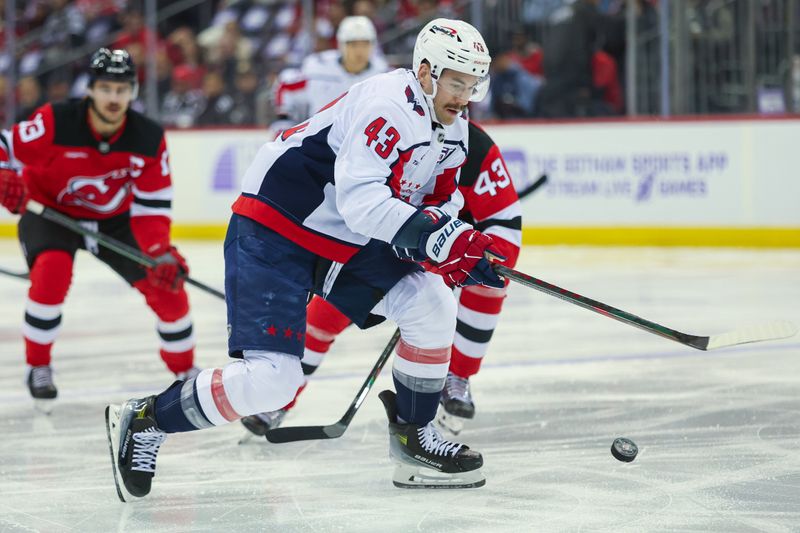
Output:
[
  {"left": 457, "top": 121, "right": 522, "bottom": 267},
  {"left": 2, "top": 99, "right": 172, "bottom": 224}
]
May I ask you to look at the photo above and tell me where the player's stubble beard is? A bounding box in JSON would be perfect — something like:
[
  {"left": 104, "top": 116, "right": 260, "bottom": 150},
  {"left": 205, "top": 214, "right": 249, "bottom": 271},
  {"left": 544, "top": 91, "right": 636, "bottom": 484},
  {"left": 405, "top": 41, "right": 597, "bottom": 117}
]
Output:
[{"left": 89, "top": 98, "right": 127, "bottom": 131}]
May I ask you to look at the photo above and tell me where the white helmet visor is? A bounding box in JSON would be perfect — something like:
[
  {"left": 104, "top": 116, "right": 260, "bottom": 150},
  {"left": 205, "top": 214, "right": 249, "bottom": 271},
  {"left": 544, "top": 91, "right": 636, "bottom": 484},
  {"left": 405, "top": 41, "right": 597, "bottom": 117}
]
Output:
[{"left": 435, "top": 73, "right": 490, "bottom": 102}]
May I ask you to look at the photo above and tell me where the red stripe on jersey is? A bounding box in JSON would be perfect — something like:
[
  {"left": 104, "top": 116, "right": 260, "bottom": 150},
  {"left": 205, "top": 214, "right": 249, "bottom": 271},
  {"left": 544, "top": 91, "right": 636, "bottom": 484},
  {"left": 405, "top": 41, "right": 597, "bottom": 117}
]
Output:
[
  {"left": 388, "top": 147, "right": 415, "bottom": 198},
  {"left": 211, "top": 368, "right": 241, "bottom": 422},
  {"left": 318, "top": 92, "right": 348, "bottom": 113},
  {"left": 448, "top": 345, "right": 483, "bottom": 378},
  {"left": 395, "top": 337, "right": 450, "bottom": 364},
  {"left": 232, "top": 195, "right": 360, "bottom": 263},
  {"left": 460, "top": 285, "right": 507, "bottom": 314},
  {"left": 423, "top": 165, "right": 460, "bottom": 206},
  {"left": 275, "top": 79, "right": 307, "bottom": 107}
]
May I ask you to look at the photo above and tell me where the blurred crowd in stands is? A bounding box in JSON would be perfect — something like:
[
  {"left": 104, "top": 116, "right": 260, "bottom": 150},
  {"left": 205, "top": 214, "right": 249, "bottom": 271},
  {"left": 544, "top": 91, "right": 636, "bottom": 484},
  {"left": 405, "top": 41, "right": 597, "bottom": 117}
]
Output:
[{"left": 0, "top": 0, "right": 661, "bottom": 128}]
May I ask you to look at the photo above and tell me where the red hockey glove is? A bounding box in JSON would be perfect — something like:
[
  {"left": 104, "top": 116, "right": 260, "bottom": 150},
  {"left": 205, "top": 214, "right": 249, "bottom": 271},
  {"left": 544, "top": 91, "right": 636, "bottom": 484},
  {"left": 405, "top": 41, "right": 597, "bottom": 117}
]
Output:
[
  {"left": 145, "top": 244, "right": 189, "bottom": 293},
  {"left": 424, "top": 225, "right": 506, "bottom": 288},
  {"left": 0, "top": 168, "right": 28, "bottom": 214}
]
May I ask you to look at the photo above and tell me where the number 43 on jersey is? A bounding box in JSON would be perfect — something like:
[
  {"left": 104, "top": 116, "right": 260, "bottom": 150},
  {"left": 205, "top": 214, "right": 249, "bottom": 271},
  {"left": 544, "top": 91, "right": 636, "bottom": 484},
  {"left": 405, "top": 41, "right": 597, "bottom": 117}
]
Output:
[{"left": 474, "top": 157, "right": 511, "bottom": 196}]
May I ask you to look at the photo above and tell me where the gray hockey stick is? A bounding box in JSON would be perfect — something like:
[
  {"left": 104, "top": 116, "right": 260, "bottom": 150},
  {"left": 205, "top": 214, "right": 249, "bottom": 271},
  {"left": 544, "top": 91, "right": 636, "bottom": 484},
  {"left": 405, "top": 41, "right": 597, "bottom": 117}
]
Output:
[
  {"left": 0, "top": 265, "right": 28, "bottom": 280},
  {"left": 517, "top": 174, "right": 548, "bottom": 200},
  {"left": 495, "top": 264, "right": 797, "bottom": 350},
  {"left": 25, "top": 200, "right": 225, "bottom": 300},
  {"left": 264, "top": 328, "right": 401, "bottom": 443}
]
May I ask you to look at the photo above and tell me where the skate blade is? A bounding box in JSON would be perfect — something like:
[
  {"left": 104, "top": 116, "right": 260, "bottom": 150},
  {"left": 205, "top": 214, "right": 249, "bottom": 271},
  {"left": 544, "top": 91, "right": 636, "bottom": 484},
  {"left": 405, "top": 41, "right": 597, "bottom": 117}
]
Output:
[
  {"left": 436, "top": 410, "right": 466, "bottom": 436},
  {"left": 392, "top": 463, "right": 485, "bottom": 489},
  {"left": 33, "top": 398, "right": 55, "bottom": 415},
  {"left": 105, "top": 405, "right": 128, "bottom": 503},
  {"left": 238, "top": 431, "right": 256, "bottom": 445}
]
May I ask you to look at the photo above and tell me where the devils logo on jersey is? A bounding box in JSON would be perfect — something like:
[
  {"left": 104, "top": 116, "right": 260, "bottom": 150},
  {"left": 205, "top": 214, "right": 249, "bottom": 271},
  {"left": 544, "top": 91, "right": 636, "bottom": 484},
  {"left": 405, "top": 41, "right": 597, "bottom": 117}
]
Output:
[
  {"left": 55, "top": 155, "right": 144, "bottom": 213},
  {"left": 57, "top": 170, "right": 133, "bottom": 213}
]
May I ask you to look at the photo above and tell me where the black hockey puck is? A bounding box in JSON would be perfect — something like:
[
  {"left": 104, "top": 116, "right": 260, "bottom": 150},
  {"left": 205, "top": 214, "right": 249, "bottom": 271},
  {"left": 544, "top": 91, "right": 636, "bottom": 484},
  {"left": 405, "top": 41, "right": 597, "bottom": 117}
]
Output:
[{"left": 611, "top": 437, "right": 638, "bottom": 462}]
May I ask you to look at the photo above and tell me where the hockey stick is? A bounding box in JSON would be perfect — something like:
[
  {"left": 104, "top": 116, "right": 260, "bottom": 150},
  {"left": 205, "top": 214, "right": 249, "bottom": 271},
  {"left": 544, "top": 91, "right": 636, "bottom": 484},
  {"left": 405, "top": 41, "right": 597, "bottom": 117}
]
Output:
[
  {"left": 517, "top": 174, "right": 548, "bottom": 200},
  {"left": 25, "top": 200, "right": 225, "bottom": 300},
  {"left": 494, "top": 264, "right": 798, "bottom": 351},
  {"left": 264, "top": 327, "right": 401, "bottom": 443},
  {"left": 0, "top": 265, "right": 29, "bottom": 280}
]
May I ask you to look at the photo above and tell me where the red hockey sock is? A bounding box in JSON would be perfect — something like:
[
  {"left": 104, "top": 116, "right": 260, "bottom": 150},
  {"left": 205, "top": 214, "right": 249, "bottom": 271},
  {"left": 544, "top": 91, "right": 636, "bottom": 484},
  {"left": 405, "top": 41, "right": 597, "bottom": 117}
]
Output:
[
  {"left": 448, "top": 345, "right": 483, "bottom": 379},
  {"left": 305, "top": 296, "right": 352, "bottom": 354},
  {"left": 24, "top": 251, "right": 73, "bottom": 366}
]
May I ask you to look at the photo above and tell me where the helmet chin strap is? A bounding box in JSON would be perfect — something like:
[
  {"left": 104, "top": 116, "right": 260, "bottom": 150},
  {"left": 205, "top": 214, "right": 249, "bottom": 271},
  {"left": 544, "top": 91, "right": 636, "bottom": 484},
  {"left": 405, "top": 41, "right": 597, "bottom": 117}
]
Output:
[{"left": 421, "top": 73, "right": 439, "bottom": 124}]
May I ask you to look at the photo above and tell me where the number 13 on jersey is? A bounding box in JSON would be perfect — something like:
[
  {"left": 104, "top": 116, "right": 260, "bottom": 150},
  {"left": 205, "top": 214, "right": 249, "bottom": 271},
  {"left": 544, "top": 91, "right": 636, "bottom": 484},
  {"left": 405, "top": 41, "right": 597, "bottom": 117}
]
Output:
[{"left": 474, "top": 157, "right": 511, "bottom": 196}]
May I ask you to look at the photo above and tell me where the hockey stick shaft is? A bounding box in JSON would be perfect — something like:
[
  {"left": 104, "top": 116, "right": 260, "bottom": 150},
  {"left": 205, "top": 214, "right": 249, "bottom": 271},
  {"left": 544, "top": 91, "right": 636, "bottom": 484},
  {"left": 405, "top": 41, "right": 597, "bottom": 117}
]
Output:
[
  {"left": 25, "top": 200, "right": 225, "bottom": 300},
  {"left": 517, "top": 174, "right": 548, "bottom": 200},
  {"left": 0, "top": 265, "right": 29, "bottom": 280},
  {"left": 265, "top": 328, "right": 401, "bottom": 443},
  {"left": 494, "top": 264, "right": 706, "bottom": 348},
  {"left": 495, "top": 264, "right": 797, "bottom": 350}
]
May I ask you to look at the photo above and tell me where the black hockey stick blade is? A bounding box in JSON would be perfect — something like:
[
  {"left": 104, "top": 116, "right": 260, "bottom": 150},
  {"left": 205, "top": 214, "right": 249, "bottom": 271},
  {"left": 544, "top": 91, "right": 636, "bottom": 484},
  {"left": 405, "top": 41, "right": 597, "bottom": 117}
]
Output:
[
  {"left": 0, "top": 265, "right": 29, "bottom": 280},
  {"left": 25, "top": 200, "right": 225, "bottom": 300},
  {"left": 517, "top": 174, "right": 548, "bottom": 200},
  {"left": 265, "top": 328, "right": 401, "bottom": 443},
  {"left": 495, "top": 264, "right": 798, "bottom": 351}
]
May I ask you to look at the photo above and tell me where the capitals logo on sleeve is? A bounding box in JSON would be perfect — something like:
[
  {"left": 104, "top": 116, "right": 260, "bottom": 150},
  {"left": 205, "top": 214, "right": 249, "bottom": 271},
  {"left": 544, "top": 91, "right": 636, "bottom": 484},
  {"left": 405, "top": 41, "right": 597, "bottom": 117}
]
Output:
[{"left": 405, "top": 86, "right": 425, "bottom": 117}]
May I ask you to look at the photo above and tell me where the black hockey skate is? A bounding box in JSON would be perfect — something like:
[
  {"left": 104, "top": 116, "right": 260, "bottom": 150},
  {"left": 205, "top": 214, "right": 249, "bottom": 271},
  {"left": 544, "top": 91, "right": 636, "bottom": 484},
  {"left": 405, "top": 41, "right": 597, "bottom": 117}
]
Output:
[
  {"left": 379, "top": 390, "right": 485, "bottom": 489},
  {"left": 238, "top": 409, "right": 287, "bottom": 444},
  {"left": 436, "top": 372, "right": 474, "bottom": 435},
  {"left": 105, "top": 395, "right": 166, "bottom": 502},
  {"left": 27, "top": 365, "right": 57, "bottom": 414}
]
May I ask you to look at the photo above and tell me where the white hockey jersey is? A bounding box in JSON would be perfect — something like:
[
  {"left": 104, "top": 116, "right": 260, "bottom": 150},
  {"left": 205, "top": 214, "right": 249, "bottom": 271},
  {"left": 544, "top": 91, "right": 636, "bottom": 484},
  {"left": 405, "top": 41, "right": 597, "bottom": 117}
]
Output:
[
  {"left": 274, "top": 49, "right": 389, "bottom": 123},
  {"left": 233, "top": 69, "right": 469, "bottom": 263}
]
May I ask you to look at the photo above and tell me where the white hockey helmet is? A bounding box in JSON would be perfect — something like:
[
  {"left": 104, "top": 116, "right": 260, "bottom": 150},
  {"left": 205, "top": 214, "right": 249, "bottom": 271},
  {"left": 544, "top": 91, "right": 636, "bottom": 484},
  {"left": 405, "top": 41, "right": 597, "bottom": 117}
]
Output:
[
  {"left": 413, "top": 18, "right": 491, "bottom": 102},
  {"left": 337, "top": 16, "right": 377, "bottom": 44}
]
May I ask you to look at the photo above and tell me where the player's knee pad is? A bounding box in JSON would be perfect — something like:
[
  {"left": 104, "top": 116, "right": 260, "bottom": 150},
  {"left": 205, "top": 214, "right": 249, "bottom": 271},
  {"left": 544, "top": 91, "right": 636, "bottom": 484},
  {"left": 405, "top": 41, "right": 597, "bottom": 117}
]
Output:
[
  {"left": 379, "top": 271, "right": 457, "bottom": 349},
  {"left": 134, "top": 279, "right": 190, "bottom": 321},
  {"left": 28, "top": 250, "right": 73, "bottom": 304},
  {"left": 194, "top": 352, "right": 304, "bottom": 422}
]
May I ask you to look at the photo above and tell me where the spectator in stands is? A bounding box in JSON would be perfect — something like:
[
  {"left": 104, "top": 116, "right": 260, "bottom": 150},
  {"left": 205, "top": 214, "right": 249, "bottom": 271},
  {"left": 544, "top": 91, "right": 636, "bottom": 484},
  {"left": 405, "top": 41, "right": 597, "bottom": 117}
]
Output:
[
  {"left": 490, "top": 48, "right": 542, "bottom": 119},
  {"left": 196, "top": 70, "right": 235, "bottom": 126},
  {"left": 41, "top": 0, "right": 86, "bottom": 65},
  {"left": 202, "top": 21, "right": 253, "bottom": 89},
  {"left": 228, "top": 67, "right": 260, "bottom": 126},
  {"left": 15, "top": 76, "right": 45, "bottom": 122},
  {"left": 113, "top": 2, "right": 161, "bottom": 52},
  {"left": 155, "top": 47, "right": 175, "bottom": 100},
  {"left": 45, "top": 71, "right": 72, "bottom": 104},
  {"left": 0, "top": 76, "right": 7, "bottom": 125},
  {"left": 536, "top": 0, "right": 620, "bottom": 117},
  {"left": 687, "top": 0, "right": 736, "bottom": 113},
  {"left": 76, "top": 0, "right": 121, "bottom": 44},
  {"left": 167, "top": 27, "right": 206, "bottom": 89},
  {"left": 161, "top": 64, "right": 204, "bottom": 128}
]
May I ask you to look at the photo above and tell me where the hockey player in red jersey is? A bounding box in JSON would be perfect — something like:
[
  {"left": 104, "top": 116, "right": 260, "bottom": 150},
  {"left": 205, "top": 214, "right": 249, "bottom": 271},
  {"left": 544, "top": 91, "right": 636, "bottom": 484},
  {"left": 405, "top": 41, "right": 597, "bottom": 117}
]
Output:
[
  {"left": 0, "top": 49, "right": 198, "bottom": 409},
  {"left": 105, "top": 19, "right": 502, "bottom": 499},
  {"left": 240, "top": 120, "right": 521, "bottom": 436}
]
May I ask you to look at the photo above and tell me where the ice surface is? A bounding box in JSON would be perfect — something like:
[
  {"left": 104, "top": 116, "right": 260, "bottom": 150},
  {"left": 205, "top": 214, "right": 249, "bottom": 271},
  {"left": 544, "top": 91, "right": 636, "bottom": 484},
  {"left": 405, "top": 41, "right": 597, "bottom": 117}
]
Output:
[{"left": 1, "top": 241, "right": 798, "bottom": 532}]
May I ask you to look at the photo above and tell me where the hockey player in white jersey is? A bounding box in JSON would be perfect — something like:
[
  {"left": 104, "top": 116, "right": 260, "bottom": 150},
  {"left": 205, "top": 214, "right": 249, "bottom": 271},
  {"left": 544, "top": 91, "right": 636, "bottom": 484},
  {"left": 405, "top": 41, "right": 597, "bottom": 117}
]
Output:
[
  {"left": 272, "top": 16, "right": 388, "bottom": 131},
  {"left": 105, "top": 18, "right": 500, "bottom": 499}
]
